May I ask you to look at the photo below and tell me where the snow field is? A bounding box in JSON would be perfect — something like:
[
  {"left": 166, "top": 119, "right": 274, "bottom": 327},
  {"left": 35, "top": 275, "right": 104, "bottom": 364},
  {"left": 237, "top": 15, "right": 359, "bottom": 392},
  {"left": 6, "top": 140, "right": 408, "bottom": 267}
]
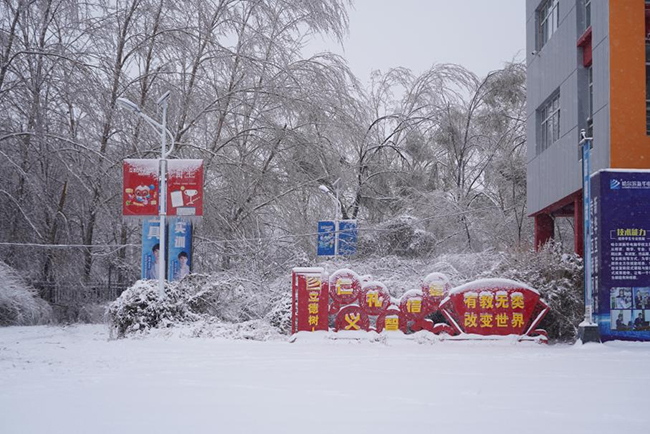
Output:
[{"left": 1, "top": 325, "right": 649, "bottom": 434}]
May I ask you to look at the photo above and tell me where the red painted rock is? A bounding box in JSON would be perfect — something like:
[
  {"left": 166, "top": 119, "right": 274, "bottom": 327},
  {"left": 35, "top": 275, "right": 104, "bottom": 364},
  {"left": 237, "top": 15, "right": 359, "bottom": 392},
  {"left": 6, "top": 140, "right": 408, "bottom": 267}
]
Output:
[
  {"left": 421, "top": 272, "right": 451, "bottom": 312},
  {"left": 329, "top": 269, "right": 362, "bottom": 306},
  {"left": 375, "top": 308, "right": 406, "bottom": 333},
  {"left": 439, "top": 278, "right": 549, "bottom": 337},
  {"left": 359, "top": 281, "right": 391, "bottom": 316},
  {"left": 399, "top": 289, "right": 428, "bottom": 321},
  {"left": 335, "top": 305, "right": 369, "bottom": 332}
]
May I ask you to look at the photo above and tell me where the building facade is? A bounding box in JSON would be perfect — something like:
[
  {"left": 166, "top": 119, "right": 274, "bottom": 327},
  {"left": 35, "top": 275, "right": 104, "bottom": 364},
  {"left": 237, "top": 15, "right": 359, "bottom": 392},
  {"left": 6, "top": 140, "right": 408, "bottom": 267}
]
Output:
[{"left": 526, "top": 0, "right": 650, "bottom": 254}]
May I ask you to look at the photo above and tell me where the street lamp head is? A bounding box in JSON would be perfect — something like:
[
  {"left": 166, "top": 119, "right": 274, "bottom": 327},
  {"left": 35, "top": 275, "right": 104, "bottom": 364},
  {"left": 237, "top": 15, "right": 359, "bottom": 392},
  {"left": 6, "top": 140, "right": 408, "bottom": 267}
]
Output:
[{"left": 116, "top": 97, "right": 140, "bottom": 113}]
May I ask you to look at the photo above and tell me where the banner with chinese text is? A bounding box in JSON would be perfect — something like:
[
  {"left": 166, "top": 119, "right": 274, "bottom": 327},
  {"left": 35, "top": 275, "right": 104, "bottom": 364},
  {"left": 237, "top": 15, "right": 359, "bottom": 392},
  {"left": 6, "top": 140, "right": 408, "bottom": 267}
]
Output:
[
  {"left": 167, "top": 218, "right": 192, "bottom": 281},
  {"left": 167, "top": 159, "right": 204, "bottom": 217},
  {"left": 592, "top": 170, "right": 650, "bottom": 341},
  {"left": 292, "top": 268, "right": 328, "bottom": 333},
  {"left": 141, "top": 218, "right": 164, "bottom": 280}
]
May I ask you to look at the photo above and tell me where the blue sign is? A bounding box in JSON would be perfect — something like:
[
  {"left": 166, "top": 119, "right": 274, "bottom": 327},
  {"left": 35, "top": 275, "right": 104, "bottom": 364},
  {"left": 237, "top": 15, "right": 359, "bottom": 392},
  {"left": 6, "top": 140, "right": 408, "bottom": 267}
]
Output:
[
  {"left": 167, "top": 218, "right": 192, "bottom": 281},
  {"left": 338, "top": 220, "right": 358, "bottom": 255},
  {"left": 317, "top": 221, "right": 336, "bottom": 256},
  {"left": 592, "top": 170, "right": 650, "bottom": 341},
  {"left": 142, "top": 218, "right": 164, "bottom": 280}
]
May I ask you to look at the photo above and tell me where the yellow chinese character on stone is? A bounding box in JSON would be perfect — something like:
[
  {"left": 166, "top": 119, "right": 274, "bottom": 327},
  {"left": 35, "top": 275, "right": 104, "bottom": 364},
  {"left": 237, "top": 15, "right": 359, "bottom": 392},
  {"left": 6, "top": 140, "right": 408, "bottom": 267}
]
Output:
[
  {"left": 385, "top": 316, "right": 399, "bottom": 331},
  {"left": 496, "top": 293, "right": 509, "bottom": 308},
  {"left": 479, "top": 313, "right": 493, "bottom": 328},
  {"left": 366, "top": 291, "right": 382, "bottom": 308},
  {"left": 308, "top": 302, "right": 319, "bottom": 314},
  {"left": 307, "top": 277, "right": 321, "bottom": 291},
  {"left": 337, "top": 278, "right": 353, "bottom": 295},
  {"left": 345, "top": 313, "right": 361, "bottom": 330},
  {"left": 407, "top": 298, "right": 422, "bottom": 313},
  {"left": 308, "top": 291, "right": 319, "bottom": 302},
  {"left": 511, "top": 293, "right": 524, "bottom": 309},
  {"left": 512, "top": 312, "right": 524, "bottom": 328},
  {"left": 496, "top": 313, "right": 509, "bottom": 327},
  {"left": 479, "top": 293, "right": 494, "bottom": 309},
  {"left": 464, "top": 293, "right": 478, "bottom": 309},
  {"left": 308, "top": 315, "right": 319, "bottom": 326},
  {"left": 429, "top": 284, "right": 444, "bottom": 297},
  {"left": 464, "top": 312, "right": 478, "bottom": 328}
]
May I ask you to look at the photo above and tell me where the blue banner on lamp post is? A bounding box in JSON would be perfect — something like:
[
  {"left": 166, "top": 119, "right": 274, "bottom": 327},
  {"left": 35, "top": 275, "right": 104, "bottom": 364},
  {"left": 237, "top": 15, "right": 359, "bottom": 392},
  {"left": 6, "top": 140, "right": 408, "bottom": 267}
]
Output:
[
  {"left": 142, "top": 218, "right": 163, "bottom": 280},
  {"left": 167, "top": 218, "right": 192, "bottom": 281},
  {"left": 317, "top": 221, "right": 336, "bottom": 256},
  {"left": 338, "top": 220, "right": 358, "bottom": 255}
]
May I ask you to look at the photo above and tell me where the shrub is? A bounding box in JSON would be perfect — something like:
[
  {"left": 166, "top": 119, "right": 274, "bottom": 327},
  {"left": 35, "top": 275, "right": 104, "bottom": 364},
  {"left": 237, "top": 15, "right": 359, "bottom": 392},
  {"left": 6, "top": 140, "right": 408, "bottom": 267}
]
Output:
[
  {"left": 107, "top": 280, "right": 197, "bottom": 338},
  {"left": 0, "top": 262, "right": 53, "bottom": 326},
  {"left": 488, "top": 242, "right": 584, "bottom": 342}
]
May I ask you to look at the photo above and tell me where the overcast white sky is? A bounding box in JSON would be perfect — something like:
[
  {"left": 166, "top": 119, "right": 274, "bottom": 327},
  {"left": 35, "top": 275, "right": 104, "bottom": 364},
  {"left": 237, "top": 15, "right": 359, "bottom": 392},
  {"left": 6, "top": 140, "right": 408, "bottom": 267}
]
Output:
[{"left": 305, "top": 0, "right": 526, "bottom": 86}]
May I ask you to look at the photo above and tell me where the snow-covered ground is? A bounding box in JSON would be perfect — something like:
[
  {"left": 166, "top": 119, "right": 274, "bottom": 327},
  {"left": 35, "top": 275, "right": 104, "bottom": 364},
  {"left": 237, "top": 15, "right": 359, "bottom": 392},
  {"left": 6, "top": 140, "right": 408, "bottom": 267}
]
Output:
[{"left": 1, "top": 325, "right": 649, "bottom": 434}]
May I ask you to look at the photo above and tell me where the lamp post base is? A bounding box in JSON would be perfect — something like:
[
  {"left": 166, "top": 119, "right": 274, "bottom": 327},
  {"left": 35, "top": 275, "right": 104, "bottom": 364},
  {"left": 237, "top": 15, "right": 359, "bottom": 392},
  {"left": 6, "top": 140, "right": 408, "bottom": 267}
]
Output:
[{"left": 577, "top": 322, "right": 601, "bottom": 344}]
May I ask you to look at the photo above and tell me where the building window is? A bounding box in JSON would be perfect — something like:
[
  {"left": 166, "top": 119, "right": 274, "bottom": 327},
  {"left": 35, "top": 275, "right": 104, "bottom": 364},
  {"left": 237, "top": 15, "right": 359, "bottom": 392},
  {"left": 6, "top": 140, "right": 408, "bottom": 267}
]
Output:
[
  {"left": 585, "top": 0, "right": 591, "bottom": 29},
  {"left": 587, "top": 66, "right": 594, "bottom": 137},
  {"left": 538, "top": 92, "right": 561, "bottom": 154},
  {"left": 537, "top": 0, "right": 560, "bottom": 50}
]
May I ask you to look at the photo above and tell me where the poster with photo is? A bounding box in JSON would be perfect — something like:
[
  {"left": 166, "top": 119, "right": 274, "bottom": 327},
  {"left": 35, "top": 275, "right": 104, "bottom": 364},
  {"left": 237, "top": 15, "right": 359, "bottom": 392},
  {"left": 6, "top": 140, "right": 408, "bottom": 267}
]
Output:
[
  {"left": 634, "top": 287, "right": 650, "bottom": 309},
  {"left": 611, "top": 309, "right": 632, "bottom": 331},
  {"left": 141, "top": 218, "right": 166, "bottom": 280},
  {"left": 167, "top": 218, "right": 192, "bottom": 281},
  {"left": 610, "top": 287, "right": 632, "bottom": 309}
]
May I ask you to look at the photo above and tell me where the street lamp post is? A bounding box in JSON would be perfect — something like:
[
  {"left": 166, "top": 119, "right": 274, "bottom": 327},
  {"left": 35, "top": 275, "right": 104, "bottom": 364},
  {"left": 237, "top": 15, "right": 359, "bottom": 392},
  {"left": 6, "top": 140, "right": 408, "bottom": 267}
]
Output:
[
  {"left": 319, "top": 179, "right": 340, "bottom": 259},
  {"left": 117, "top": 92, "right": 174, "bottom": 298},
  {"left": 578, "top": 129, "right": 600, "bottom": 343}
]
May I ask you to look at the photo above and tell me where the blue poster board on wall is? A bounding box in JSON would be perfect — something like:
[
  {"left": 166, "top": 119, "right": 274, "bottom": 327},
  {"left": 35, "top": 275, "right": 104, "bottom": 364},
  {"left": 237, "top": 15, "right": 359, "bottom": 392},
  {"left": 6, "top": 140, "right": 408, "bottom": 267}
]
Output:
[{"left": 592, "top": 170, "right": 650, "bottom": 341}]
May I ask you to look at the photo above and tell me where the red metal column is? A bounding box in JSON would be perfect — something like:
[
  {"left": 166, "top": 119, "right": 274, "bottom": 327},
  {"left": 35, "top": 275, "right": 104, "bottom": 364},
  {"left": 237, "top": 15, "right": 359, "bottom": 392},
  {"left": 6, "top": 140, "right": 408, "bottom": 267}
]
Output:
[
  {"left": 534, "top": 214, "right": 555, "bottom": 251},
  {"left": 574, "top": 192, "right": 584, "bottom": 257}
]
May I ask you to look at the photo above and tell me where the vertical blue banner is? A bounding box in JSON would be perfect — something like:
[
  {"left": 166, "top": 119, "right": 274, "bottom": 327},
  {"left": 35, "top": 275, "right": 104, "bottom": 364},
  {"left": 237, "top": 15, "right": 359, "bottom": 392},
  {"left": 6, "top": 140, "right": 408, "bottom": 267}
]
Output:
[
  {"left": 593, "top": 170, "right": 650, "bottom": 342},
  {"left": 317, "top": 221, "right": 335, "bottom": 256},
  {"left": 167, "top": 218, "right": 192, "bottom": 281},
  {"left": 338, "top": 220, "right": 358, "bottom": 255},
  {"left": 142, "top": 218, "right": 162, "bottom": 280}
]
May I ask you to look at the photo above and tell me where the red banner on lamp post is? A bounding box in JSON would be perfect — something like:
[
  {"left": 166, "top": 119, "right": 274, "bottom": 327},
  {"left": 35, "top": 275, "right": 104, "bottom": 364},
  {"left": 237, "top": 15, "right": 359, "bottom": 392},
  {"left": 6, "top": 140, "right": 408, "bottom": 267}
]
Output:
[
  {"left": 167, "top": 159, "right": 204, "bottom": 217},
  {"left": 123, "top": 159, "right": 159, "bottom": 217}
]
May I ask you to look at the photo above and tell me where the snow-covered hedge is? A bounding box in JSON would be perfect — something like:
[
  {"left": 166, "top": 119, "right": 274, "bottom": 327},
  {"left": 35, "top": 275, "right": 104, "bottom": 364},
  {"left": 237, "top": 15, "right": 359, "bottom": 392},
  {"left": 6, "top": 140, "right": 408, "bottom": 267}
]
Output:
[
  {"left": 0, "top": 262, "right": 53, "bottom": 326},
  {"left": 108, "top": 271, "right": 286, "bottom": 338}
]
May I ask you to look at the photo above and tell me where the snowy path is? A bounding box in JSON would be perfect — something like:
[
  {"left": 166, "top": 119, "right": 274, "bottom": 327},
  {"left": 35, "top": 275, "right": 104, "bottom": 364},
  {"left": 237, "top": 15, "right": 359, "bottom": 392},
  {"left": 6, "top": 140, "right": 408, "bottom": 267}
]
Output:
[{"left": 1, "top": 325, "right": 649, "bottom": 434}]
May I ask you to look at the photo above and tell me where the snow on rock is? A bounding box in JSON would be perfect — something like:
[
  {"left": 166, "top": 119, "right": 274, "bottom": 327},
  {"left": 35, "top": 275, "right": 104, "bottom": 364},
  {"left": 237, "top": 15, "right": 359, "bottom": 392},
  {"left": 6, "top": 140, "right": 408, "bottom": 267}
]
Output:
[{"left": 448, "top": 277, "right": 537, "bottom": 295}]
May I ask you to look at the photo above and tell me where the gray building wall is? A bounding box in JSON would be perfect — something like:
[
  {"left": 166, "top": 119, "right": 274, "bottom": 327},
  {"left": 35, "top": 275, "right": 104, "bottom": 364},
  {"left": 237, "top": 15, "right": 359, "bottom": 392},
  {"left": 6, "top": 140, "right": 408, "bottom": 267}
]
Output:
[{"left": 526, "top": 0, "right": 611, "bottom": 215}]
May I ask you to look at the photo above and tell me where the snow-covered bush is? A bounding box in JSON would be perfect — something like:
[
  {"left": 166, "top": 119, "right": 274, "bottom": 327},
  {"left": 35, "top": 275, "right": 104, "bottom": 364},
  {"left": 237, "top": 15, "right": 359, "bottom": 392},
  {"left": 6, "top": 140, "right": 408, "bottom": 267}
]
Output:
[
  {"left": 0, "top": 262, "right": 53, "bottom": 326},
  {"left": 267, "top": 290, "right": 292, "bottom": 334},
  {"left": 487, "top": 242, "right": 584, "bottom": 342},
  {"left": 108, "top": 280, "right": 198, "bottom": 338},
  {"left": 108, "top": 271, "right": 287, "bottom": 338}
]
